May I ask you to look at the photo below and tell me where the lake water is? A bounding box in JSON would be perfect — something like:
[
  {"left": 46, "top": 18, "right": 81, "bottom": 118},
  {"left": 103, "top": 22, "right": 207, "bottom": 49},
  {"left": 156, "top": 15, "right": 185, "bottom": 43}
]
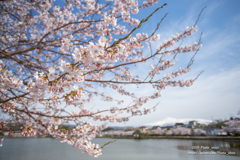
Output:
[{"left": 0, "top": 138, "right": 240, "bottom": 160}]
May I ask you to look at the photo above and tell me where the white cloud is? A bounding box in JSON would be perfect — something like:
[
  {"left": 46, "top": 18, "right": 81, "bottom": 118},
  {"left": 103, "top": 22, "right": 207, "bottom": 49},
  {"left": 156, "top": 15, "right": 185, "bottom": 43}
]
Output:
[
  {"left": 91, "top": 66, "right": 239, "bottom": 127},
  {"left": 146, "top": 66, "right": 240, "bottom": 123}
]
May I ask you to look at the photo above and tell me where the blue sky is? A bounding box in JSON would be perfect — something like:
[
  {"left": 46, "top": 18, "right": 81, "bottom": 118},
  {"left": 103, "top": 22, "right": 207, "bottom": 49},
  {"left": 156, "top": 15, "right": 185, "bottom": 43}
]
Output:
[
  {"left": 8, "top": 0, "right": 238, "bottom": 127},
  {"left": 1, "top": 0, "right": 240, "bottom": 131},
  {"left": 30, "top": 0, "right": 240, "bottom": 127},
  {"left": 96, "top": 0, "right": 240, "bottom": 127}
]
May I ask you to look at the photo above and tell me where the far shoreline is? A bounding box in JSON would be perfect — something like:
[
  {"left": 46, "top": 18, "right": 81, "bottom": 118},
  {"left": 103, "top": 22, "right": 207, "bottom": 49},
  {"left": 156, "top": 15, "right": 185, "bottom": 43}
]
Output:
[
  {"left": 97, "top": 136, "right": 240, "bottom": 141},
  {"left": 1, "top": 135, "right": 240, "bottom": 142}
]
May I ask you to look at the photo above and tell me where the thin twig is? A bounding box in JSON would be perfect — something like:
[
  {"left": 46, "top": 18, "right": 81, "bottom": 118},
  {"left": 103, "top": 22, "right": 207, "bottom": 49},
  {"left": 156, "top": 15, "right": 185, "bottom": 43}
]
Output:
[{"left": 194, "top": 6, "right": 207, "bottom": 27}]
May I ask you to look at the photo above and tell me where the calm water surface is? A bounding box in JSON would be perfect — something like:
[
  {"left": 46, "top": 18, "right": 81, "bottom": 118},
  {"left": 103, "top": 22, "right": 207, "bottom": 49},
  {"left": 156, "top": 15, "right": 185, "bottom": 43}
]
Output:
[{"left": 0, "top": 138, "right": 240, "bottom": 160}]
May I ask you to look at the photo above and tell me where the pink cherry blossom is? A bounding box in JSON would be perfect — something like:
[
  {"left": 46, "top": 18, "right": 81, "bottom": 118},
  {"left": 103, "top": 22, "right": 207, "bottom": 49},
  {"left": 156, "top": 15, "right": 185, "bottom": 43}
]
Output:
[
  {"left": 152, "top": 34, "right": 160, "bottom": 41},
  {"left": 0, "top": 0, "right": 205, "bottom": 157}
]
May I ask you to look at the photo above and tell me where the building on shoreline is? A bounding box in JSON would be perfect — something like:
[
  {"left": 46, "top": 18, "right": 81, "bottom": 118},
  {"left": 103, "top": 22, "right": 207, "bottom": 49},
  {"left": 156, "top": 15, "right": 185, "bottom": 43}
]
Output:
[
  {"left": 138, "top": 126, "right": 148, "bottom": 132},
  {"left": 174, "top": 123, "right": 185, "bottom": 128},
  {"left": 203, "top": 128, "right": 227, "bottom": 136}
]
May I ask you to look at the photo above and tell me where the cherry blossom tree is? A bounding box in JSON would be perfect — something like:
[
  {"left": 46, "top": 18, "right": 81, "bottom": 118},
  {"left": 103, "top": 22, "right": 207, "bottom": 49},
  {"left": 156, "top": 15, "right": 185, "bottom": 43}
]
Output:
[
  {"left": 165, "top": 129, "right": 173, "bottom": 136},
  {"left": 163, "top": 128, "right": 192, "bottom": 136},
  {"left": 222, "top": 120, "right": 240, "bottom": 136},
  {"left": 175, "top": 127, "right": 191, "bottom": 136},
  {"left": 151, "top": 128, "right": 164, "bottom": 135},
  {"left": 0, "top": 0, "right": 205, "bottom": 157},
  {"left": 105, "top": 130, "right": 134, "bottom": 136},
  {"left": 193, "top": 128, "right": 206, "bottom": 136}
]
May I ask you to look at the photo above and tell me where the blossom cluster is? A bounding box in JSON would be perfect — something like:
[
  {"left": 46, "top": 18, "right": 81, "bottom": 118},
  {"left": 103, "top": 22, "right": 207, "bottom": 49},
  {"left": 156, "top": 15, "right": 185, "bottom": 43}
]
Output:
[
  {"left": 50, "top": 122, "right": 107, "bottom": 157},
  {"left": 105, "top": 130, "right": 135, "bottom": 136},
  {"left": 153, "top": 128, "right": 206, "bottom": 136},
  {"left": 193, "top": 129, "right": 207, "bottom": 136},
  {"left": 22, "top": 126, "right": 37, "bottom": 137},
  {"left": 165, "top": 128, "right": 192, "bottom": 136},
  {"left": 0, "top": 0, "right": 203, "bottom": 157},
  {"left": 222, "top": 120, "right": 240, "bottom": 133},
  {"left": 105, "top": 128, "right": 207, "bottom": 136},
  {"left": 0, "top": 120, "right": 5, "bottom": 128}
]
